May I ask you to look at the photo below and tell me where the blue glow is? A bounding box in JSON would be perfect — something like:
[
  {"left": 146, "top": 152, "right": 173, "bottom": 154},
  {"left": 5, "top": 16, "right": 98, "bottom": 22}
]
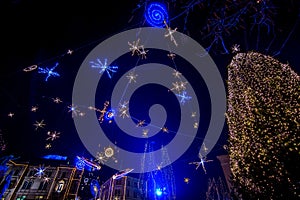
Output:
[
  {"left": 90, "top": 179, "right": 100, "bottom": 197},
  {"left": 155, "top": 188, "right": 163, "bottom": 196},
  {"left": 105, "top": 109, "right": 115, "bottom": 120},
  {"left": 38, "top": 62, "right": 60, "bottom": 81},
  {"left": 75, "top": 157, "right": 85, "bottom": 171},
  {"left": 42, "top": 154, "right": 67, "bottom": 160},
  {"left": 75, "top": 156, "right": 101, "bottom": 171},
  {"left": 144, "top": 2, "right": 169, "bottom": 27}
]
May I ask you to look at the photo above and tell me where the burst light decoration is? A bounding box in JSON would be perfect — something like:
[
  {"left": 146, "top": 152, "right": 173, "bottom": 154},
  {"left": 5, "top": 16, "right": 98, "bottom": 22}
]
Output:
[
  {"left": 226, "top": 52, "right": 300, "bottom": 199},
  {"left": 144, "top": 2, "right": 169, "bottom": 28}
]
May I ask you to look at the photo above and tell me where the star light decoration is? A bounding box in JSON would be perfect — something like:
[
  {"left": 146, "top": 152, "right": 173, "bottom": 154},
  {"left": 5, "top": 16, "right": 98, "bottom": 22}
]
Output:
[
  {"left": 226, "top": 52, "right": 300, "bottom": 199},
  {"left": 33, "top": 165, "right": 48, "bottom": 179},
  {"left": 33, "top": 120, "right": 46, "bottom": 130},
  {"left": 90, "top": 58, "right": 118, "bottom": 79},
  {"left": 68, "top": 104, "right": 81, "bottom": 117},
  {"left": 46, "top": 131, "right": 60, "bottom": 141},
  {"left": 31, "top": 106, "right": 38, "bottom": 112},
  {"left": 38, "top": 62, "right": 60, "bottom": 81},
  {"left": 96, "top": 101, "right": 110, "bottom": 123},
  {"left": 164, "top": 20, "right": 178, "bottom": 46},
  {"left": 167, "top": 52, "right": 176, "bottom": 60},
  {"left": 118, "top": 101, "right": 129, "bottom": 118},
  {"left": 142, "top": 129, "right": 149, "bottom": 137},
  {"left": 128, "top": 38, "right": 148, "bottom": 59},
  {"left": 172, "top": 69, "right": 182, "bottom": 78},
  {"left": 189, "top": 153, "right": 213, "bottom": 174},
  {"left": 126, "top": 71, "right": 138, "bottom": 83},
  {"left": 170, "top": 81, "right": 188, "bottom": 93},
  {"left": 7, "top": 112, "right": 14, "bottom": 118},
  {"left": 52, "top": 97, "right": 63, "bottom": 104},
  {"left": 184, "top": 177, "right": 190, "bottom": 184},
  {"left": 231, "top": 44, "right": 241, "bottom": 53}
]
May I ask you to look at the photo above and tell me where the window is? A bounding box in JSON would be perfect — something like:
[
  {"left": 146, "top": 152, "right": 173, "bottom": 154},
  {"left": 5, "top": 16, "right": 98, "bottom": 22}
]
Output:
[
  {"left": 116, "top": 179, "right": 122, "bottom": 185},
  {"left": 61, "top": 172, "right": 66, "bottom": 178},
  {"left": 134, "top": 191, "right": 137, "bottom": 198},
  {"left": 127, "top": 180, "right": 131, "bottom": 186},
  {"left": 21, "top": 180, "right": 33, "bottom": 190},
  {"left": 114, "top": 188, "right": 121, "bottom": 196},
  {"left": 28, "top": 170, "right": 35, "bottom": 177},
  {"left": 46, "top": 171, "right": 52, "bottom": 177},
  {"left": 13, "top": 169, "right": 20, "bottom": 176},
  {"left": 38, "top": 181, "right": 48, "bottom": 190}
]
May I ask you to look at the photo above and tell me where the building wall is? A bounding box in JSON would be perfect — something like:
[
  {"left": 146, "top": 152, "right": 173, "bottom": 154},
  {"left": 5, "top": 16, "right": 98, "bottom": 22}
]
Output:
[
  {"left": 216, "top": 154, "right": 232, "bottom": 192},
  {"left": 99, "top": 176, "right": 143, "bottom": 200},
  {"left": 1, "top": 161, "right": 83, "bottom": 200}
]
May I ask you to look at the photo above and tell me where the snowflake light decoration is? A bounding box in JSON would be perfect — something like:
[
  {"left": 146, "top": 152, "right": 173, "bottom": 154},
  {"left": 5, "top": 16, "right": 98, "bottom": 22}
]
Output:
[
  {"left": 176, "top": 91, "right": 192, "bottom": 104},
  {"left": 90, "top": 58, "right": 118, "bottom": 79},
  {"left": 126, "top": 71, "right": 138, "bottom": 83},
  {"left": 38, "top": 62, "right": 60, "bottom": 81}
]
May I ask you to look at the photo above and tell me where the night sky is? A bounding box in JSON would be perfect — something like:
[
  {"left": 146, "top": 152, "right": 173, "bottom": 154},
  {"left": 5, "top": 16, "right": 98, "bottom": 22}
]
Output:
[{"left": 1, "top": 0, "right": 300, "bottom": 199}]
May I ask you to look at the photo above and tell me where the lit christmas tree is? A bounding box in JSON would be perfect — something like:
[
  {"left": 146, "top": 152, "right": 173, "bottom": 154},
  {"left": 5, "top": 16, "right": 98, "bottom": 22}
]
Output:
[{"left": 226, "top": 52, "right": 300, "bottom": 199}]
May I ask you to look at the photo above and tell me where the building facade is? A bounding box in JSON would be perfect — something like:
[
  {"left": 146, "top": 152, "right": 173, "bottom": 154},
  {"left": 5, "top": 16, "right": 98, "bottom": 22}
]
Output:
[
  {"left": 99, "top": 176, "right": 144, "bottom": 200},
  {"left": 1, "top": 160, "right": 83, "bottom": 200}
]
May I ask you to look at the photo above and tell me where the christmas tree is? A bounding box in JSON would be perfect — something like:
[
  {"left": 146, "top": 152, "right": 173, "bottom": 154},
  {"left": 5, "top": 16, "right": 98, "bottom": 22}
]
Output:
[{"left": 226, "top": 52, "right": 300, "bottom": 199}]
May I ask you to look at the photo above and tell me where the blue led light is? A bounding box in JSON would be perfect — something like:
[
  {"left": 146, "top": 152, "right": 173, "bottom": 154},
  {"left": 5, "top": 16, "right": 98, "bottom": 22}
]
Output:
[
  {"left": 42, "top": 154, "right": 67, "bottom": 160},
  {"left": 155, "top": 188, "right": 163, "bottom": 196},
  {"left": 144, "top": 2, "right": 169, "bottom": 27}
]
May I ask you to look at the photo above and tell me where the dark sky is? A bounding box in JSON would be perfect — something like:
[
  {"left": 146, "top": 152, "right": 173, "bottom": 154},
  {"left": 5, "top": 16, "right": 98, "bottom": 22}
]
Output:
[{"left": 0, "top": 0, "right": 300, "bottom": 199}]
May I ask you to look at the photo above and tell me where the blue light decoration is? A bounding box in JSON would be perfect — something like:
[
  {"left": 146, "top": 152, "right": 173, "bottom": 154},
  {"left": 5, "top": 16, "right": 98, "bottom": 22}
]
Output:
[
  {"left": 42, "top": 154, "right": 67, "bottom": 161},
  {"left": 155, "top": 188, "right": 163, "bottom": 196},
  {"left": 90, "top": 58, "right": 118, "bottom": 79},
  {"left": 38, "top": 62, "right": 60, "bottom": 81},
  {"left": 90, "top": 179, "right": 100, "bottom": 197},
  {"left": 75, "top": 157, "right": 85, "bottom": 171},
  {"left": 176, "top": 91, "right": 192, "bottom": 104},
  {"left": 75, "top": 156, "right": 101, "bottom": 171},
  {"left": 144, "top": 2, "right": 169, "bottom": 28},
  {"left": 104, "top": 109, "right": 115, "bottom": 122}
]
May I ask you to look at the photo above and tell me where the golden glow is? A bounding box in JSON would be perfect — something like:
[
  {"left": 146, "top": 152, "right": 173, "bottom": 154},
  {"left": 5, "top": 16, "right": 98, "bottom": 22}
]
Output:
[{"left": 226, "top": 52, "right": 300, "bottom": 198}]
